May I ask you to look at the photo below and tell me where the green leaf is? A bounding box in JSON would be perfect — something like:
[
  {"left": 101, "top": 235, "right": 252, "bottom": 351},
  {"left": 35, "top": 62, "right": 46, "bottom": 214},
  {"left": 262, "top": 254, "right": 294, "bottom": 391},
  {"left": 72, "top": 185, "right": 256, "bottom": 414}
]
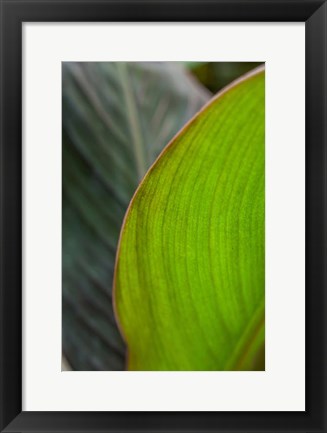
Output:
[
  {"left": 114, "top": 66, "right": 265, "bottom": 371},
  {"left": 62, "top": 62, "right": 209, "bottom": 370}
]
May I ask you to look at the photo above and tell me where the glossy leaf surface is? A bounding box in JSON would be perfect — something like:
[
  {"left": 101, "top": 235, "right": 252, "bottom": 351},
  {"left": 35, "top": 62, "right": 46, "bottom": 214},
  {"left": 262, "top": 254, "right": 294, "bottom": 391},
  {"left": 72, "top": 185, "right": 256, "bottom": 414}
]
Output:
[{"left": 114, "top": 67, "right": 265, "bottom": 371}]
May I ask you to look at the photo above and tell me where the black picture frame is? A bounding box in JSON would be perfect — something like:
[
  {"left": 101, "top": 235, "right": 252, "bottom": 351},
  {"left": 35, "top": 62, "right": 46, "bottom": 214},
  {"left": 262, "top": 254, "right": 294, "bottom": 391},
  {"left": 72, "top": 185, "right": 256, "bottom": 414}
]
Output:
[{"left": 1, "top": 0, "right": 326, "bottom": 432}]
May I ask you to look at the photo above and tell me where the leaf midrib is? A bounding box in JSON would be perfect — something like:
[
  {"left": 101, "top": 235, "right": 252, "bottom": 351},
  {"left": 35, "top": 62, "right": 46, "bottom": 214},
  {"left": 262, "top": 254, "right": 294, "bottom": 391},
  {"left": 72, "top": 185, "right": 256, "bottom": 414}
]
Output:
[
  {"left": 117, "top": 63, "right": 148, "bottom": 180},
  {"left": 224, "top": 298, "right": 265, "bottom": 370}
]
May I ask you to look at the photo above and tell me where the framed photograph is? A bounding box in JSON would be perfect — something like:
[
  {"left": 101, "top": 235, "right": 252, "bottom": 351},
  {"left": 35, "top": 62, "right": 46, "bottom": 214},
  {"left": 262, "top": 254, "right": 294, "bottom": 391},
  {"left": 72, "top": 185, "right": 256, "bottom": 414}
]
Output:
[{"left": 1, "top": 0, "right": 326, "bottom": 432}]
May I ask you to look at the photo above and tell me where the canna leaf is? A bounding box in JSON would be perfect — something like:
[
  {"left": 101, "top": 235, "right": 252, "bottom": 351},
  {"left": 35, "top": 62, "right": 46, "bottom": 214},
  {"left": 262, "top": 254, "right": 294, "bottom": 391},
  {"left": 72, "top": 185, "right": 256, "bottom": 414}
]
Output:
[
  {"left": 114, "top": 66, "right": 265, "bottom": 371},
  {"left": 62, "top": 62, "right": 209, "bottom": 370}
]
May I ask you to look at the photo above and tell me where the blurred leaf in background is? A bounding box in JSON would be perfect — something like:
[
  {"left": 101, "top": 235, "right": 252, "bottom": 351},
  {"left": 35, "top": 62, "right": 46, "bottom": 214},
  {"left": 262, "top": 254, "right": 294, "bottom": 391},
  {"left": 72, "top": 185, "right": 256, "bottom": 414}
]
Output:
[{"left": 62, "top": 62, "right": 210, "bottom": 370}]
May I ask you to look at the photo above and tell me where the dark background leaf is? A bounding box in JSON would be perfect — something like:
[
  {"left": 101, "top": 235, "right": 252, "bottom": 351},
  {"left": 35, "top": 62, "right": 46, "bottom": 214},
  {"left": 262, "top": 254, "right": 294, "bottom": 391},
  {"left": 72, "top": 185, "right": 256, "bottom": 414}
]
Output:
[{"left": 191, "top": 62, "right": 263, "bottom": 93}]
